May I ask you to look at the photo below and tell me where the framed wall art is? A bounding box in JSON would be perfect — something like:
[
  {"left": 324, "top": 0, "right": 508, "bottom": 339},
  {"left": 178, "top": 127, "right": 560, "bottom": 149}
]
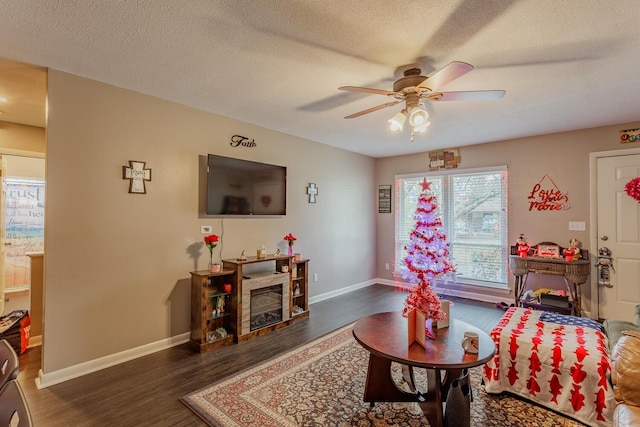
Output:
[
  {"left": 123, "top": 160, "right": 152, "bottom": 194},
  {"left": 378, "top": 185, "right": 391, "bottom": 213}
]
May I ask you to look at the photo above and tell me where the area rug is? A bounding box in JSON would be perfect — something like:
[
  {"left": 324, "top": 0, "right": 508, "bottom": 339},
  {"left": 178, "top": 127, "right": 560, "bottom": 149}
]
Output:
[{"left": 181, "top": 323, "right": 584, "bottom": 426}]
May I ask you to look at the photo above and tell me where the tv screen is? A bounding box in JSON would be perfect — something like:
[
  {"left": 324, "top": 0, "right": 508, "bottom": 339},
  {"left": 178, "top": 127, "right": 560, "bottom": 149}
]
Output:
[{"left": 206, "top": 154, "right": 287, "bottom": 216}]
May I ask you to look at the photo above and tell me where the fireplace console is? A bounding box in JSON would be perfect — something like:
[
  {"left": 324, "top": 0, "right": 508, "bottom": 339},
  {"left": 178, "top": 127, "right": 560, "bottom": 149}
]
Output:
[{"left": 189, "top": 254, "right": 309, "bottom": 352}]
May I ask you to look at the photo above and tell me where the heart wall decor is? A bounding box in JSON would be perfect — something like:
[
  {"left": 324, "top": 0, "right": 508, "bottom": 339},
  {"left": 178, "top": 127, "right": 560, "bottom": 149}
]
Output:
[{"left": 625, "top": 177, "right": 640, "bottom": 202}]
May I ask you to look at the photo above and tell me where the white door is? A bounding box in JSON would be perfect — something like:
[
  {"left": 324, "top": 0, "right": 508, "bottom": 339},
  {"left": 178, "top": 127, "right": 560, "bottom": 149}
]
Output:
[
  {"left": 0, "top": 155, "right": 6, "bottom": 315},
  {"left": 596, "top": 153, "right": 640, "bottom": 321}
]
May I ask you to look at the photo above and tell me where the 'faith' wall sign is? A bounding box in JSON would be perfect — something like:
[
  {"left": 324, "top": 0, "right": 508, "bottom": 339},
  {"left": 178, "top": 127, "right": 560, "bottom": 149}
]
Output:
[
  {"left": 123, "top": 160, "right": 152, "bottom": 194},
  {"left": 230, "top": 134, "right": 257, "bottom": 147}
]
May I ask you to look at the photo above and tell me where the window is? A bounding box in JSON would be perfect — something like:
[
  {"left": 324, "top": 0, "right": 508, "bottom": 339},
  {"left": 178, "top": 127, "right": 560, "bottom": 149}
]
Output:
[{"left": 394, "top": 166, "right": 508, "bottom": 289}]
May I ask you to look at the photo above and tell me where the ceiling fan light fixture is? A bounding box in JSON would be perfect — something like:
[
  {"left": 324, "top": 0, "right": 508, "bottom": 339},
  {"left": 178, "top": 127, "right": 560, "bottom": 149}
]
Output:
[
  {"left": 413, "top": 121, "right": 431, "bottom": 133},
  {"left": 408, "top": 106, "right": 429, "bottom": 127},
  {"left": 388, "top": 109, "right": 407, "bottom": 131}
]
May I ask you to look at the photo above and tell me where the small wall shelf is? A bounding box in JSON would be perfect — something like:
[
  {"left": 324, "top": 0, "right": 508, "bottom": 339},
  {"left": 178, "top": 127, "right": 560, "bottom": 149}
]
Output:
[{"left": 189, "top": 269, "right": 236, "bottom": 352}]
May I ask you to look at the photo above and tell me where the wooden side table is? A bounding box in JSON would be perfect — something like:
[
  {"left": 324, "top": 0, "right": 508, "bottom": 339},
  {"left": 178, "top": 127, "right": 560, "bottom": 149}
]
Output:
[{"left": 352, "top": 312, "right": 495, "bottom": 427}]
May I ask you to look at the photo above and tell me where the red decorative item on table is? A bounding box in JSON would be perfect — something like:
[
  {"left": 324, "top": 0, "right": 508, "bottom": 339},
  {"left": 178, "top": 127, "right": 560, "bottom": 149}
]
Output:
[
  {"left": 562, "top": 247, "right": 575, "bottom": 262},
  {"left": 284, "top": 233, "right": 296, "bottom": 256},
  {"left": 516, "top": 234, "right": 529, "bottom": 258}
]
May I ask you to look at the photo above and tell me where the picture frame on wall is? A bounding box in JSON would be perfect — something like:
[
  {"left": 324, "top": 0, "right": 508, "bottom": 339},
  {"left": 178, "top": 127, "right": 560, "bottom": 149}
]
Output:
[{"left": 378, "top": 185, "right": 391, "bottom": 213}]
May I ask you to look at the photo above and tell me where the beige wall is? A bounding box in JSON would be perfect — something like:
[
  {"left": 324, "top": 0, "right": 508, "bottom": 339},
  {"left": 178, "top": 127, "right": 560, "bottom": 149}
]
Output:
[
  {"left": 4, "top": 155, "right": 45, "bottom": 177},
  {"left": 0, "top": 122, "right": 45, "bottom": 157},
  {"left": 375, "top": 122, "right": 640, "bottom": 313},
  {"left": 44, "top": 70, "right": 376, "bottom": 375}
]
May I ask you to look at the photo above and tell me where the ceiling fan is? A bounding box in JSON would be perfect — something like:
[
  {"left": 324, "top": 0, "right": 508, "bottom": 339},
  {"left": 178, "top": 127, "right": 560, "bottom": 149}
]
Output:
[{"left": 339, "top": 61, "right": 505, "bottom": 141}]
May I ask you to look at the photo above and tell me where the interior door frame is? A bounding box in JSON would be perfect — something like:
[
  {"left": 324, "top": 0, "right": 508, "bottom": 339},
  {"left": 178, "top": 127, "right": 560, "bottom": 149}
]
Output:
[{"left": 589, "top": 146, "right": 640, "bottom": 319}]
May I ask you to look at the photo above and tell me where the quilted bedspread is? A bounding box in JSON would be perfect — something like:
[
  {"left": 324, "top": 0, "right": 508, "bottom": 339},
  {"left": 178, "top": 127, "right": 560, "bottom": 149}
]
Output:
[{"left": 483, "top": 307, "right": 614, "bottom": 427}]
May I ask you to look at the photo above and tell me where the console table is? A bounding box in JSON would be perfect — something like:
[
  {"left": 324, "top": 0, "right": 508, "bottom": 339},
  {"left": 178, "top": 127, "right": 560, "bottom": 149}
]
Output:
[{"left": 509, "top": 254, "right": 590, "bottom": 316}]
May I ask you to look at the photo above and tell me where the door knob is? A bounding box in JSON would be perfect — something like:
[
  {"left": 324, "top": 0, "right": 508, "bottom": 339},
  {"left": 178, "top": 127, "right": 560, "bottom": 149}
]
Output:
[{"left": 600, "top": 235, "right": 608, "bottom": 241}]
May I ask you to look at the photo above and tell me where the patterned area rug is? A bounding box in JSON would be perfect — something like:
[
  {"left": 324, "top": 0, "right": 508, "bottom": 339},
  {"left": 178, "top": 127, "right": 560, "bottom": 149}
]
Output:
[{"left": 181, "top": 324, "right": 584, "bottom": 426}]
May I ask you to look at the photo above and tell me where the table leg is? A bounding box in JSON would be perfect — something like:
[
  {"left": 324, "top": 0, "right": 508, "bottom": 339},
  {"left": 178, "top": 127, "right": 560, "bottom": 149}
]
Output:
[
  {"left": 401, "top": 364, "right": 417, "bottom": 393},
  {"left": 514, "top": 274, "right": 528, "bottom": 307},
  {"left": 417, "top": 368, "right": 443, "bottom": 427},
  {"left": 362, "top": 354, "right": 420, "bottom": 403},
  {"left": 363, "top": 355, "right": 462, "bottom": 427},
  {"left": 564, "top": 279, "right": 582, "bottom": 316}
]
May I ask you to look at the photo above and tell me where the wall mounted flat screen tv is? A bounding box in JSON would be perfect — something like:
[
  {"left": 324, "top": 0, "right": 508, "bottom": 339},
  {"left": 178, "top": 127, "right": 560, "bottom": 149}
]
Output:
[{"left": 206, "top": 154, "right": 287, "bottom": 216}]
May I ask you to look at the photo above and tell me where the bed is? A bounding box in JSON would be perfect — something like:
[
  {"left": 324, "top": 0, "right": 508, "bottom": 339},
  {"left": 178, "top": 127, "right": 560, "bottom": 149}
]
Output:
[{"left": 483, "top": 307, "right": 614, "bottom": 427}]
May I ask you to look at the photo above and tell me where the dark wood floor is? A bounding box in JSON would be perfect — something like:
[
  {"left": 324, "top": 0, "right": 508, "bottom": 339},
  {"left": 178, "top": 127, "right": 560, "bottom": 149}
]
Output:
[{"left": 17, "top": 284, "right": 504, "bottom": 426}]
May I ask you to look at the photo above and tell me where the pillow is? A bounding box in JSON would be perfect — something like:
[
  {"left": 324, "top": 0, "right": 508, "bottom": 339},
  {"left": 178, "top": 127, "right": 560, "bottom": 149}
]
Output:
[
  {"left": 611, "top": 330, "right": 640, "bottom": 405},
  {"left": 539, "top": 311, "right": 604, "bottom": 333}
]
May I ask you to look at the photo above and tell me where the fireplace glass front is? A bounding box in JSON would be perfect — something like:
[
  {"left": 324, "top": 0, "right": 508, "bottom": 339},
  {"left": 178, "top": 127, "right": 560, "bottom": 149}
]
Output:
[{"left": 250, "top": 284, "right": 283, "bottom": 331}]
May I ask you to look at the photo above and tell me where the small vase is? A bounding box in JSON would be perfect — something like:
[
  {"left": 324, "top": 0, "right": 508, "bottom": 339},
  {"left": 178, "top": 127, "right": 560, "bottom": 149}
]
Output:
[
  {"left": 209, "top": 254, "right": 221, "bottom": 273},
  {"left": 288, "top": 245, "right": 294, "bottom": 256}
]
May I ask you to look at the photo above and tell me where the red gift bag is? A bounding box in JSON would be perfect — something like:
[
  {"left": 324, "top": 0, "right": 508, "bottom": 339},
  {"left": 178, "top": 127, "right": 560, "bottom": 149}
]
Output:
[{"left": 0, "top": 310, "right": 31, "bottom": 354}]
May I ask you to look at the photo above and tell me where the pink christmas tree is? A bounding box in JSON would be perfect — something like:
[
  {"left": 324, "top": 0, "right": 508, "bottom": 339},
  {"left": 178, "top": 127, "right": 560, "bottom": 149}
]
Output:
[{"left": 402, "top": 178, "right": 455, "bottom": 321}]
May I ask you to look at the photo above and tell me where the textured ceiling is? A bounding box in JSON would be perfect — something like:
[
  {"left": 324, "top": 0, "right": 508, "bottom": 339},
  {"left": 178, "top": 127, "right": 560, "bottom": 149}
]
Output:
[{"left": 0, "top": 1, "right": 639, "bottom": 157}]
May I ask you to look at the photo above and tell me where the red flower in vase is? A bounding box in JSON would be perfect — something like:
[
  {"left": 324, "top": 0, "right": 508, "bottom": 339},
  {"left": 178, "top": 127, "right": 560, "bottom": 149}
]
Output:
[
  {"left": 204, "top": 234, "right": 219, "bottom": 263},
  {"left": 284, "top": 233, "right": 297, "bottom": 246},
  {"left": 284, "top": 233, "right": 297, "bottom": 256},
  {"left": 204, "top": 234, "right": 219, "bottom": 249}
]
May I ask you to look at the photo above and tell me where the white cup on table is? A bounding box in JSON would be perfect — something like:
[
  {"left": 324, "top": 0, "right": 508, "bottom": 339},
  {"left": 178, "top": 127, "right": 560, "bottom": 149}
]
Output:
[{"left": 462, "top": 331, "right": 479, "bottom": 354}]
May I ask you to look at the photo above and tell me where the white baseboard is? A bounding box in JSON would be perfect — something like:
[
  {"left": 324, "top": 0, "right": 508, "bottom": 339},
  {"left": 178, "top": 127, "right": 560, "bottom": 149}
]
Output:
[
  {"left": 36, "top": 332, "right": 190, "bottom": 389},
  {"left": 309, "top": 279, "right": 377, "bottom": 304},
  {"left": 28, "top": 335, "right": 42, "bottom": 348}
]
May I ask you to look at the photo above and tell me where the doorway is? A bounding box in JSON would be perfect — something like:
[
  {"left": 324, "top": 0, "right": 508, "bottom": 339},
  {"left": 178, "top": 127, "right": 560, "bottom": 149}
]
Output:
[
  {"left": 3, "top": 155, "right": 45, "bottom": 314},
  {"left": 591, "top": 147, "right": 640, "bottom": 322}
]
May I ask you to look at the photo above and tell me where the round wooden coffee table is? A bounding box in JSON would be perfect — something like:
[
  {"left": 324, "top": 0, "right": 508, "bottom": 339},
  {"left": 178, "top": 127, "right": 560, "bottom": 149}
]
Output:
[{"left": 352, "top": 311, "right": 495, "bottom": 427}]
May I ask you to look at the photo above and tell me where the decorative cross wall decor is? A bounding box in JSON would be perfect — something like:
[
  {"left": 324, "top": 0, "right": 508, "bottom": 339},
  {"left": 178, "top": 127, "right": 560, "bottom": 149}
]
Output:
[
  {"left": 122, "top": 160, "right": 152, "bottom": 194},
  {"left": 307, "top": 183, "right": 318, "bottom": 203}
]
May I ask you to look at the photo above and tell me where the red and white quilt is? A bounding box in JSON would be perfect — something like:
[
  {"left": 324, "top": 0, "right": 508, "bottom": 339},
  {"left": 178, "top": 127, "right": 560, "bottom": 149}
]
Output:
[{"left": 483, "top": 307, "right": 614, "bottom": 427}]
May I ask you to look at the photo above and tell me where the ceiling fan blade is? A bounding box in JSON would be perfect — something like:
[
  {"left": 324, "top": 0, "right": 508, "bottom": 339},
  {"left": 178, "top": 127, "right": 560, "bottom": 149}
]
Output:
[
  {"left": 344, "top": 101, "right": 401, "bottom": 119},
  {"left": 419, "top": 0, "right": 518, "bottom": 59},
  {"left": 427, "top": 90, "right": 506, "bottom": 101},
  {"left": 417, "top": 61, "right": 474, "bottom": 91},
  {"left": 338, "top": 86, "right": 398, "bottom": 96}
]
